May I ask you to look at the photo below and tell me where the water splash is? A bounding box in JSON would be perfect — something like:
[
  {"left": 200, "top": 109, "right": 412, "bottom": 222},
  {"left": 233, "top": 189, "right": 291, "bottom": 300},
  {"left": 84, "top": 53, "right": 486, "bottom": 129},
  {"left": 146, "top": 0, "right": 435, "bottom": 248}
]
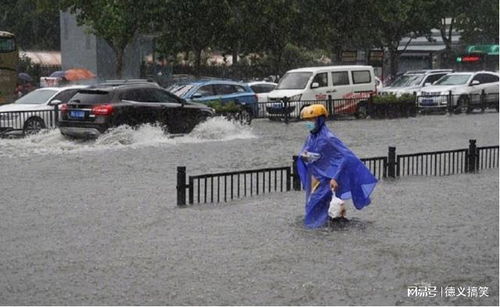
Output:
[{"left": 0, "top": 117, "right": 256, "bottom": 157}]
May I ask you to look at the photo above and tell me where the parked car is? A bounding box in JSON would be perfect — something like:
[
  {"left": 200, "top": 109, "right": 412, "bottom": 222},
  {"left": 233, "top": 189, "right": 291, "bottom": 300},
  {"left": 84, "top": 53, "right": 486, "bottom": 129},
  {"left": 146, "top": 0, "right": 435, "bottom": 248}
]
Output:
[
  {"left": 379, "top": 69, "right": 453, "bottom": 97},
  {"left": 247, "top": 81, "right": 277, "bottom": 103},
  {"left": 58, "top": 82, "right": 215, "bottom": 139},
  {"left": 167, "top": 79, "right": 258, "bottom": 123},
  {"left": 266, "top": 65, "right": 376, "bottom": 119},
  {"left": 0, "top": 85, "right": 86, "bottom": 135},
  {"left": 418, "top": 71, "right": 499, "bottom": 113}
]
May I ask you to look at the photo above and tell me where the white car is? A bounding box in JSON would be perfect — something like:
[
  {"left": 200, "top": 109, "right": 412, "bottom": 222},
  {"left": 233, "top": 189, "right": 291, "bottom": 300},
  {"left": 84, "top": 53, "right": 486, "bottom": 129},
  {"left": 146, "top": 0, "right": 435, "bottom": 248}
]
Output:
[
  {"left": 0, "top": 85, "right": 86, "bottom": 135},
  {"left": 418, "top": 71, "right": 499, "bottom": 113},
  {"left": 247, "top": 81, "right": 277, "bottom": 103},
  {"left": 379, "top": 69, "right": 452, "bottom": 97}
]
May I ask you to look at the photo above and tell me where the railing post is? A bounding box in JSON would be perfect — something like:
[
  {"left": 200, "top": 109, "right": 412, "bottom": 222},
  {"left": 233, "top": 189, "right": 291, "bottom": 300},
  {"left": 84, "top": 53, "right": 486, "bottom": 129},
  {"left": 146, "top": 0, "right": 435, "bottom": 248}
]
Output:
[
  {"left": 286, "top": 167, "right": 291, "bottom": 191},
  {"left": 467, "top": 139, "right": 477, "bottom": 173},
  {"left": 54, "top": 103, "right": 59, "bottom": 127},
  {"left": 480, "top": 89, "right": 486, "bottom": 111},
  {"left": 447, "top": 90, "right": 453, "bottom": 114},
  {"left": 292, "top": 155, "right": 301, "bottom": 191},
  {"left": 283, "top": 97, "right": 289, "bottom": 124},
  {"left": 328, "top": 95, "right": 334, "bottom": 119},
  {"left": 177, "top": 166, "right": 187, "bottom": 206},
  {"left": 188, "top": 176, "right": 194, "bottom": 204},
  {"left": 412, "top": 91, "right": 418, "bottom": 117},
  {"left": 388, "top": 146, "right": 397, "bottom": 178}
]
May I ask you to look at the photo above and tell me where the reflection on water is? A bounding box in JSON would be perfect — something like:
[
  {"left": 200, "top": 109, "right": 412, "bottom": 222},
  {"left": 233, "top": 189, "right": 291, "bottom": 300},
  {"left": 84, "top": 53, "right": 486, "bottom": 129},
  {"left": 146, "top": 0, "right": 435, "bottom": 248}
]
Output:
[{"left": 292, "top": 215, "right": 372, "bottom": 235}]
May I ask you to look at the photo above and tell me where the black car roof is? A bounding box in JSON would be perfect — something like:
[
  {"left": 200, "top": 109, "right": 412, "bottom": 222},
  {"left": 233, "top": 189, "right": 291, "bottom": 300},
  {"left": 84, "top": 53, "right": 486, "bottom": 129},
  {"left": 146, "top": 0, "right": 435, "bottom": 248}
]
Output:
[{"left": 85, "top": 82, "right": 160, "bottom": 92}]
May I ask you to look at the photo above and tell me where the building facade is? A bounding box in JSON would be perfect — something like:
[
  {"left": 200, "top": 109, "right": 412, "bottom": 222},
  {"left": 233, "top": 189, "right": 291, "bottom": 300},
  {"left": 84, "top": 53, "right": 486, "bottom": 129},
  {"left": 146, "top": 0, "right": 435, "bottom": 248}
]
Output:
[{"left": 60, "top": 11, "right": 152, "bottom": 80}]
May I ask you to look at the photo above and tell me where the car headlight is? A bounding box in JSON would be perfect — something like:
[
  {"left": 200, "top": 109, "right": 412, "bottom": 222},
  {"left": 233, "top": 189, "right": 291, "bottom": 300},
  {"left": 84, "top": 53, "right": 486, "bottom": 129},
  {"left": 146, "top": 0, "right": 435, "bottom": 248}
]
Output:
[
  {"left": 441, "top": 91, "right": 450, "bottom": 96},
  {"left": 289, "top": 94, "right": 302, "bottom": 101}
]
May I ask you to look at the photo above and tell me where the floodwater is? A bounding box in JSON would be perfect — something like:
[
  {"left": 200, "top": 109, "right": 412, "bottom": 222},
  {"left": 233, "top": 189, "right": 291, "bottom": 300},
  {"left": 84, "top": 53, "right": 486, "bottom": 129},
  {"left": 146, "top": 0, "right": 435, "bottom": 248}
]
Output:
[{"left": 0, "top": 112, "right": 498, "bottom": 305}]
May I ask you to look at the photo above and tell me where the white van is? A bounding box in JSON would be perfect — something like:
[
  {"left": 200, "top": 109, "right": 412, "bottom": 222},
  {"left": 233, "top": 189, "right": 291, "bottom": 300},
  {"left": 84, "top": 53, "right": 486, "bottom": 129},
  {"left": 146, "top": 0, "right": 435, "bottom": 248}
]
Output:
[{"left": 266, "top": 65, "right": 376, "bottom": 118}]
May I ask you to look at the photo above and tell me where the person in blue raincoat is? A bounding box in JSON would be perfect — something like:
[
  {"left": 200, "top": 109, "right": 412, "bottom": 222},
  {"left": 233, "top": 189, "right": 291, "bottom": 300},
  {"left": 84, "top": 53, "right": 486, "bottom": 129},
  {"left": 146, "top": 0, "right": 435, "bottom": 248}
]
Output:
[{"left": 297, "top": 104, "right": 378, "bottom": 228}]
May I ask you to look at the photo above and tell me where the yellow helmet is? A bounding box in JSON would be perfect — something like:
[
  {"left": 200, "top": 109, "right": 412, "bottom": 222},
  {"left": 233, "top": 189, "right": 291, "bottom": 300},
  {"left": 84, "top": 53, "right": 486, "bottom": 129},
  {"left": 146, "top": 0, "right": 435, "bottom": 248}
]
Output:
[{"left": 300, "top": 104, "right": 328, "bottom": 119}]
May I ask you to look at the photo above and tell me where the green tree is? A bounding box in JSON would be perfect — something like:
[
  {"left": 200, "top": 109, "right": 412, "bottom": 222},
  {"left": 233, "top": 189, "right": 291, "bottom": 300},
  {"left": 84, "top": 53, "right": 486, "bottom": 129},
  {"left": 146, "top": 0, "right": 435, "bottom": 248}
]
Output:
[
  {"left": 456, "top": 0, "right": 499, "bottom": 44},
  {"left": 246, "top": 0, "right": 302, "bottom": 74},
  {"left": 426, "top": 0, "right": 469, "bottom": 63},
  {"left": 0, "top": 0, "right": 60, "bottom": 50},
  {"left": 298, "top": 0, "right": 379, "bottom": 61},
  {"left": 369, "top": 0, "right": 434, "bottom": 78},
  {"left": 155, "top": 0, "right": 229, "bottom": 74}
]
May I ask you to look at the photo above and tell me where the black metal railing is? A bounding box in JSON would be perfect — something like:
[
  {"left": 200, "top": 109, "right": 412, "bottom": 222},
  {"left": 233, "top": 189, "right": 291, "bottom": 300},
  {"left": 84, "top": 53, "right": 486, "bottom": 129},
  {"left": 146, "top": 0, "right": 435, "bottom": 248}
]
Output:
[
  {"left": 177, "top": 139, "right": 498, "bottom": 206},
  {"left": 178, "top": 166, "right": 291, "bottom": 205},
  {"left": 418, "top": 91, "right": 499, "bottom": 113},
  {"left": 254, "top": 91, "right": 498, "bottom": 123},
  {"left": 0, "top": 105, "right": 59, "bottom": 135},
  {"left": 256, "top": 95, "right": 371, "bottom": 122},
  {"left": 397, "top": 149, "right": 469, "bottom": 177},
  {"left": 477, "top": 146, "right": 499, "bottom": 171},
  {"left": 361, "top": 156, "right": 388, "bottom": 180}
]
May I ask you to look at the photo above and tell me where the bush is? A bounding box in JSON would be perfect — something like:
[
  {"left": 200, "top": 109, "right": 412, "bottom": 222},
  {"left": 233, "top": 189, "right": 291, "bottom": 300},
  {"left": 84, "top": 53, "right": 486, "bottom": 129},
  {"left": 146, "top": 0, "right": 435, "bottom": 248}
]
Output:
[
  {"left": 370, "top": 93, "right": 417, "bottom": 119},
  {"left": 206, "top": 100, "right": 242, "bottom": 113}
]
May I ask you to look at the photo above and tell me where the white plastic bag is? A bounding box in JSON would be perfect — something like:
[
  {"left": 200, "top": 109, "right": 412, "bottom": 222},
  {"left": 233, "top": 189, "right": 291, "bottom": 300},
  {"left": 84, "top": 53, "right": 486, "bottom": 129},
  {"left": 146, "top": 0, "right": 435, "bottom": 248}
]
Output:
[{"left": 328, "top": 190, "right": 346, "bottom": 218}]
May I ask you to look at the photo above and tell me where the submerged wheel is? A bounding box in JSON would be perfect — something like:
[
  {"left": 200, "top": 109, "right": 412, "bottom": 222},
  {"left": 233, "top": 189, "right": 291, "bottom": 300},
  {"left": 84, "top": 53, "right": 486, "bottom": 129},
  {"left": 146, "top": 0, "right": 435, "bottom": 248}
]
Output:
[
  {"left": 454, "top": 96, "right": 469, "bottom": 114},
  {"left": 23, "top": 117, "right": 45, "bottom": 135},
  {"left": 235, "top": 109, "right": 252, "bottom": 125},
  {"left": 355, "top": 104, "right": 368, "bottom": 119}
]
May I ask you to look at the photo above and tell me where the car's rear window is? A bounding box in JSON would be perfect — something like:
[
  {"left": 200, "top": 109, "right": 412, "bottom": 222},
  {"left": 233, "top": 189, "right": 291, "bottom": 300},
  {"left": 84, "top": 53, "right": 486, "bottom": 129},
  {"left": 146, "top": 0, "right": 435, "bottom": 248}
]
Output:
[
  {"left": 15, "top": 89, "right": 57, "bottom": 104},
  {"left": 70, "top": 90, "right": 112, "bottom": 104},
  {"left": 168, "top": 84, "right": 194, "bottom": 97}
]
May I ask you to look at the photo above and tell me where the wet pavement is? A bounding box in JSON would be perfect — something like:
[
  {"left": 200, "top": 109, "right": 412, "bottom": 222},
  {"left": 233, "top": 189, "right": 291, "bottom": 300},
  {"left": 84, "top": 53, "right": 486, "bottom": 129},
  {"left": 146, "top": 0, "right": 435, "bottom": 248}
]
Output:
[{"left": 0, "top": 112, "right": 498, "bottom": 305}]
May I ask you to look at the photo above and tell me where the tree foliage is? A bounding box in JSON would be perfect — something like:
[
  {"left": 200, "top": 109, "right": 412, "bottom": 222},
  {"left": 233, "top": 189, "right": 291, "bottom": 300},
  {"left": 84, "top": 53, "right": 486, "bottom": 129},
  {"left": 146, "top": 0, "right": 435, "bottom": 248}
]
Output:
[
  {"left": 0, "top": 0, "right": 60, "bottom": 50},
  {"left": 456, "top": 0, "right": 499, "bottom": 44},
  {"left": 6, "top": 0, "right": 498, "bottom": 78}
]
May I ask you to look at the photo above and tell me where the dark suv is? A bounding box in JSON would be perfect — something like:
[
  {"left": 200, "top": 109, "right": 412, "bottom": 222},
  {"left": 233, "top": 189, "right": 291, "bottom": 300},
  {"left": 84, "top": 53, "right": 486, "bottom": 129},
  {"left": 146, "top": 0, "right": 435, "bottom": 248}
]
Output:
[{"left": 58, "top": 82, "right": 215, "bottom": 138}]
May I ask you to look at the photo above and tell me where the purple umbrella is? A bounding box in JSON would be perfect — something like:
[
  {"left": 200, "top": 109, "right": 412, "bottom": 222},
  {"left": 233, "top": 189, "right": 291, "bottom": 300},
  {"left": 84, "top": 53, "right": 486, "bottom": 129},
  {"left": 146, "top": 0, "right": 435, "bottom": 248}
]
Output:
[
  {"left": 50, "top": 70, "right": 66, "bottom": 78},
  {"left": 18, "top": 72, "right": 33, "bottom": 82}
]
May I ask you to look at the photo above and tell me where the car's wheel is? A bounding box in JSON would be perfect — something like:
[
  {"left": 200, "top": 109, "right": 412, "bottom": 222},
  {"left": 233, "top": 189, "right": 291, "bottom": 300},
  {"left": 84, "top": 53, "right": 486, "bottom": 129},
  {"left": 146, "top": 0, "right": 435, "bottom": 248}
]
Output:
[
  {"left": 23, "top": 117, "right": 45, "bottom": 135},
  {"left": 355, "top": 103, "right": 368, "bottom": 119},
  {"left": 454, "top": 96, "right": 469, "bottom": 114},
  {"left": 235, "top": 109, "right": 252, "bottom": 125}
]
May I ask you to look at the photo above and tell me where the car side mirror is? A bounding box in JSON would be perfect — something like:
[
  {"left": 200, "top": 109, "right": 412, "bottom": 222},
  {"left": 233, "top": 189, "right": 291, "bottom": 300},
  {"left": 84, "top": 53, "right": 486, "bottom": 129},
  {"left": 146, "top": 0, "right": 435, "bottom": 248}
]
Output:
[
  {"left": 192, "top": 93, "right": 202, "bottom": 99},
  {"left": 471, "top": 80, "right": 480, "bottom": 86},
  {"left": 311, "top": 82, "right": 319, "bottom": 89},
  {"left": 49, "top": 99, "right": 62, "bottom": 106}
]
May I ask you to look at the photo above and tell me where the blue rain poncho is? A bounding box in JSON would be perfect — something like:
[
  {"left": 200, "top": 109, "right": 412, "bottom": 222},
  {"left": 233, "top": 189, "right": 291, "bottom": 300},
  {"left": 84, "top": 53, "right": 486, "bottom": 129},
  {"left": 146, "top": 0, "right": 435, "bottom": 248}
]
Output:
[{"left": 297, "top": 116, "right": 377, "bottom": 228}]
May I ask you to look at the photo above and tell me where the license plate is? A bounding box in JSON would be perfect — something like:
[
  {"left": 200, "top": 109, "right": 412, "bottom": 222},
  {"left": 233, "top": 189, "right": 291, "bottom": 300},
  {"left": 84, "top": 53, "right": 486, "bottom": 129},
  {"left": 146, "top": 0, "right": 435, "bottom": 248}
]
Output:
[
  {"left": 69, "top": 110, "right": 85, "bottom": 119},
  {"left": 421, "top": 98, "right": 435, "bottom": 105}
]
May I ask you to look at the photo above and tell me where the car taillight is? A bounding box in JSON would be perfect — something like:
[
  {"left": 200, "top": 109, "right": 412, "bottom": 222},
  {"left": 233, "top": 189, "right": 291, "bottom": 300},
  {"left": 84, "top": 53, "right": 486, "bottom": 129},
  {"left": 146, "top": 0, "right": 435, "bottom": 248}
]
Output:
[
  {"left": 59, "top": 103, "right": 68, "bottom": 113},
  {"left": 91, "top": 104, "right": 114, "bottom": 116}
]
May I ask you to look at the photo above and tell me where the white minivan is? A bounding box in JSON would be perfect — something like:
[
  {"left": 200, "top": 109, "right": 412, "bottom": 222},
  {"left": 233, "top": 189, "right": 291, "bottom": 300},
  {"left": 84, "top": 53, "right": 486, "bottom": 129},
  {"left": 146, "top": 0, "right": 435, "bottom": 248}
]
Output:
[{"left": 266, "top": 65, "right": 376, "bottom": 119}]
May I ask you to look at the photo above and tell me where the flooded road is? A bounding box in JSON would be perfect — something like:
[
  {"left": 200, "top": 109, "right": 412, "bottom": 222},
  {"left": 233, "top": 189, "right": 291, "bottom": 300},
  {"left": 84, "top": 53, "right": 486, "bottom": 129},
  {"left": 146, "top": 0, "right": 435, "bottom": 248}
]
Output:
[{"left": 0, "top": 113, "right": 498, "bottom": 305}]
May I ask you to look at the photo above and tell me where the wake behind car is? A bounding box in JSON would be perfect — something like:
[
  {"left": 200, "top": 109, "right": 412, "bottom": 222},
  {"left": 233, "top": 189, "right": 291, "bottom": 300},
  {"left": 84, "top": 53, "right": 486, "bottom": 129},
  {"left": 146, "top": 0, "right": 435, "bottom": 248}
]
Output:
[
  {"left": 58, "top": 82, "right": 214, "bottom": 139},
  {"left": 418, "top": 71, "right": 499, "bottom": 113},
  {"left": 167, "top": 79, "right": 258, "bottom": 123},
  {"left": 0, "top": 85, "right": 86, "bottom": 135}
]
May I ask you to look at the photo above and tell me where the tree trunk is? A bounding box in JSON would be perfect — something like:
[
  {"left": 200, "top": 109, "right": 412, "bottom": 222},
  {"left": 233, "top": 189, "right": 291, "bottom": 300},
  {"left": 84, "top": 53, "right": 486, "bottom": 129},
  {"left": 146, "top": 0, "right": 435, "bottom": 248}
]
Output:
[
  {"left": 232, "top": 45, "right": 239, "bottom": 65},
  {"left": 194, "top": 48, "right": 202, "bottom": 77},
  {"left": 115, "top": 48, "right": 124, "bottom": 79},
  {"left": 389, "top": 47, "right": 400, "bottom": 81}
]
